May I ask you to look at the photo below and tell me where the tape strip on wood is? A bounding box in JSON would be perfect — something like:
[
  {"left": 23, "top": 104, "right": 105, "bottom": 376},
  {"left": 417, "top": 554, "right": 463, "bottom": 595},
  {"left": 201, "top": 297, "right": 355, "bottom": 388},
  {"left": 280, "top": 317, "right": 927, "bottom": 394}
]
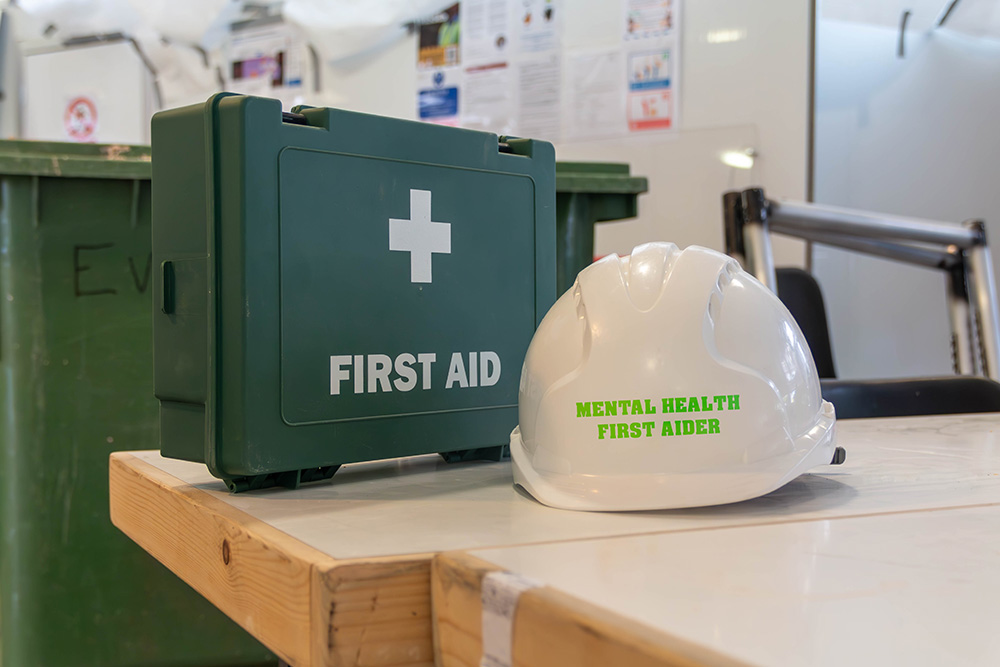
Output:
[{"left": 480, "top": 571, "right": 543, "bottom": 667}]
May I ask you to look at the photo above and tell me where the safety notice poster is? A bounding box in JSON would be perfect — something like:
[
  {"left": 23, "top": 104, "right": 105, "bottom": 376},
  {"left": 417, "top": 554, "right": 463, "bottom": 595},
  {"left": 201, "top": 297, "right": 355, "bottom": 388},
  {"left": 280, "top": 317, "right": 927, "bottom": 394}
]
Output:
[
  {"left": 462, "top": 0, "right": 514, "bottom": 133},
  {"left": 513, "top": 0, "right": 561, "bottom": 139},
  {"left": 624, "top": 0, "right": 677, "bottom": 41},
  {"left": 564, "top": 49, "right": 624, "bottom": 140},
  {"left": 517, "top": 55, "right": 561, "bottom": 139},
  {"left": 416, "top": 0, "right": 562, "bottom": 137},
  {"left": 415, "top": 0, "right": 679, "bottom": 140},
  {"left": 418, "top": 3, "right": 462, "bottom": 68},
  {"left": 417, "top": 3, "right": 463, "bottom": 125},
  {"left": 417, "top": 67, "right": 462, "bottom": 126},
  {"left": 463, "top": 0, "right": 510, "bottom": 66},
  {"left": 624, "top": 0, "right": 679, "bottom": 133},
  {"left": 516, "top": 0, "right": 559, "bottom": 53},
  {"left": 626, "top": 48, "right": 674, "bottom": 131}
]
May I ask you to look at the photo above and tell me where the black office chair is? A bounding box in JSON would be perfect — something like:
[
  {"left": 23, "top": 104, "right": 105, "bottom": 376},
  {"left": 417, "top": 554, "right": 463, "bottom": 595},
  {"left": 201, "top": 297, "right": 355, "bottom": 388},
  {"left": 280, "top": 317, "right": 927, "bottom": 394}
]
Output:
[
  {"left": 774, "top": 267, "right": 1000, "bottom": 419},
  {"left": 776, "top": 268, "right": 837, "bottom": 378},
  {"left": 820, "top": 376, "right": 1000, "bottom": 419}
]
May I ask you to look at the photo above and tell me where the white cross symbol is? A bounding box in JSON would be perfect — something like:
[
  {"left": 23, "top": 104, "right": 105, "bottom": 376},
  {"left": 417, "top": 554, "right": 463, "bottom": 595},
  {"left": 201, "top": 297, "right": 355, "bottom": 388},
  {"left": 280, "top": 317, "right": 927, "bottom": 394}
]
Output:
[{"left": 389, "top": 189, "right": 452, "bottom": 283}]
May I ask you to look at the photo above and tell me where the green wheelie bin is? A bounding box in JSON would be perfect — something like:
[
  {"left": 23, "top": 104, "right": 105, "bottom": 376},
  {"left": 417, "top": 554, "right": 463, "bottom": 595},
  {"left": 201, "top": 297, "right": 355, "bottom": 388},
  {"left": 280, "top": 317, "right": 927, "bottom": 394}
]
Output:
[
  {"left": 555, "top": 162, "right": 649, "bottom": 295},
  {"left": 0, "top": 140, "right": 275, "bottom": 667}
]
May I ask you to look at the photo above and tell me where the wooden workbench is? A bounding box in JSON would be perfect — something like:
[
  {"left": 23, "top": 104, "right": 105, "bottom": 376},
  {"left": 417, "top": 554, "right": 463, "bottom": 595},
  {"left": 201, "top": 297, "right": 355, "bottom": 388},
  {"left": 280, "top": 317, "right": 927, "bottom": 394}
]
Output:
[
  {"left": 110, "top": 413, "right": 1000, "bottom": 667},
  {"left": 435, "top": 505, "right": 1000, "bottom": 667}
]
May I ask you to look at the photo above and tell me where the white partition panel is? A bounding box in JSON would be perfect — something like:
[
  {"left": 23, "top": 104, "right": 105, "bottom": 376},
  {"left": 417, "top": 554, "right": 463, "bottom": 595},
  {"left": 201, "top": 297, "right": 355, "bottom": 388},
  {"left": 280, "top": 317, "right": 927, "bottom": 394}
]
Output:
[{"left": 813, "top": 15, "right": 1000, "bottom": 379}]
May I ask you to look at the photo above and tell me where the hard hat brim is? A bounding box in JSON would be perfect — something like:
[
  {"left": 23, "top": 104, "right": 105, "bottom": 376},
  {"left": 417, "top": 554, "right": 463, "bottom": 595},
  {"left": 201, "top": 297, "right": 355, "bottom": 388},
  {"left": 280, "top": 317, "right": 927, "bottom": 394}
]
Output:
[{"left": 510, "top": 404, "right": 838, "bottom": 512}]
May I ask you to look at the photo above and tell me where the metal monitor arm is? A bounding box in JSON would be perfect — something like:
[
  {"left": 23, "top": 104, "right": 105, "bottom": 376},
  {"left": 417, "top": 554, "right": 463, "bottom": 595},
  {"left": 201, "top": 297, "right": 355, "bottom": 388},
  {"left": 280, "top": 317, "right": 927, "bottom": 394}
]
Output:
[{"left": 723, "top": 188, "right": 1000, "bottom": 380}]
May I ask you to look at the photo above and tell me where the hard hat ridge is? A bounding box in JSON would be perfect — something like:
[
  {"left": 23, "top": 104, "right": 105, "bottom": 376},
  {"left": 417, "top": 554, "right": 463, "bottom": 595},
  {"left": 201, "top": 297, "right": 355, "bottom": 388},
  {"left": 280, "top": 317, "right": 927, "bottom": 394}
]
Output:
[{"left": 614, "top": 241, "right": 679, "bottom": 311}]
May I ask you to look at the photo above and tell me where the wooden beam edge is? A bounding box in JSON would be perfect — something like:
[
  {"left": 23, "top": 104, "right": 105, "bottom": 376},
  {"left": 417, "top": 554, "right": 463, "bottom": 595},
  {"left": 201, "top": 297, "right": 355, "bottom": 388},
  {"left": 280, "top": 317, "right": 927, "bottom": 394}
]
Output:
[
  {"left": 431, "top": 550, "right": 753, "bottom": 667},
  {"left": 109, "top": 453, "right": 339, "bottom": 564},
  {"left": 432, "top": 552, "right": 506, "bottom": 667},
  {"left": 313, "top": 557, "right": 437, "bottom": 667},
  {"left": 109, "top": 452, "right": 340, "bottom": 667},
  {"left": 516, "top": 586, "right": 755, "bottom": 667}
]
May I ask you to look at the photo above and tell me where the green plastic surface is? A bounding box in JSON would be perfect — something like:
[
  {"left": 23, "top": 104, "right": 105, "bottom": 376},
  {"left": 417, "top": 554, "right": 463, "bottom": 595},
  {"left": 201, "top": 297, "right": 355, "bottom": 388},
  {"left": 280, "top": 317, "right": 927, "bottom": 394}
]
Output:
[
  {"left": 554, "top": 161, "right": 649, "bottom": 294},
  {"left": 153, "top": 94, "right": 556, "bottom": 490},
  {"left": 0, "top": 140, "right": 275, "bottom": 667}
]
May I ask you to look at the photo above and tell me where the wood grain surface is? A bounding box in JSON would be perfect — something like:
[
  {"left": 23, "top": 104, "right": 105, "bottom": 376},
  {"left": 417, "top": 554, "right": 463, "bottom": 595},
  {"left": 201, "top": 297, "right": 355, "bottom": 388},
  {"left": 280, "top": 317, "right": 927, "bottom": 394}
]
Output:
[
  {"left": 432, "top": 551, "right": 752, "bottom": 667},
  {"left": 109, "top": 452, "right": 436, "bottom": 667}
]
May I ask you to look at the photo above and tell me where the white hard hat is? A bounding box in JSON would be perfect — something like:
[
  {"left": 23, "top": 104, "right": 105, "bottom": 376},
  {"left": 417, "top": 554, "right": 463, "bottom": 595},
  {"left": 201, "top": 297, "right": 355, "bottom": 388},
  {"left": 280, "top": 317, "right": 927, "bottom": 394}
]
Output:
[{"left": 511, "top": 242, "right": 842, "bottom": 511}]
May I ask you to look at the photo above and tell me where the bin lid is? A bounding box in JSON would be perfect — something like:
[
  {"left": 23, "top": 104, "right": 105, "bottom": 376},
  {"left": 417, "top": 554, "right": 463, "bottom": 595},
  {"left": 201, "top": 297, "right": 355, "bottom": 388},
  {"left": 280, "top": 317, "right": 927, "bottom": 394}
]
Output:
[
  {"left": 556, "top": 161, "right": 648, "bottom": 195},
  {"left": 0, "top": 140, "right": 151, "bottom": 179}
]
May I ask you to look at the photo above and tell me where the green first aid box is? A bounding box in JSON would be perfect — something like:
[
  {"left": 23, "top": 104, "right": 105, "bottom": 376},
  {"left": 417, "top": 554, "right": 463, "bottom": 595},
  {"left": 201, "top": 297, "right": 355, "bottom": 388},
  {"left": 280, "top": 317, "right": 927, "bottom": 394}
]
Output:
[{"left": 153, "top": 94, "right": 556, "bottom": 490}]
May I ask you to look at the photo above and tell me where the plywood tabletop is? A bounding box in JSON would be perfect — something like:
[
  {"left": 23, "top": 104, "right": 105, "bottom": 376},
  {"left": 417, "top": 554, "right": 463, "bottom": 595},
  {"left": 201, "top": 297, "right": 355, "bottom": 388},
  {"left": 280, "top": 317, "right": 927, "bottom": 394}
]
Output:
[
  {"left": 109, "top": 412, "right": 1000, "bottom": 667},
  {"left": 436, "top": 505, "right": 1000, "bottom": 667}
]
